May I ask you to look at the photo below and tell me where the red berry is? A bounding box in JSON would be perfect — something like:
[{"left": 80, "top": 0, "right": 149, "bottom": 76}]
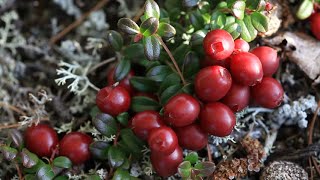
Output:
[
  {"left": 234, "top": 39, "right": 250, "bottom": 52},
  {"left": 175, "top": 124, "right": 208, "bottom": 151},
  {"left": 59, "top": 132, "right": 93, "bottom": 165},
  {"left": 251, "top": 46, "right": 279, "bottom": 77},
  {"left": 221, "top": 83, "right": 250, "bottom": 112},
  {"left": 200, "top": 55, "right": 230, "bottom": 69},
  {"left": 96, "top": 86, "right": 131, "bottom": 116},
  {"left": 203, "top": 29, "right": 235, "bottom": 61},
  {"left": 310, "top": 12, "right": 320, "bottom": 40},
  {"left": 163, "top": 93, "right": 200, "bottom": 127},
  {"left": 230, "top": 52, "right": 263, "bottom": 86},
  {"left": 265, "top": 2, "right": 273, "bottom": 11},
  {"left": 148, "top": 126, "right": 178, "bottom": 155},
  {"left": 131, "top": 110, "right": 164, "bottom": 140},
  {"left": 107, "top": 68, "right": 135, "bottom": 95},
  {"left": 195, "top": 66, "right": 232, "bottom": 102},
  {"left": 24, "top": 124, "right": 58, "bottom": 157},
  {"left": 251, "top": 77, "right": 284, "bottom": 108},
  {"left": 151, "top": 146, "right": 183, "bottom": 177},
  {"left": 200, "top": 102, "right": 236, "bottom": 137}
]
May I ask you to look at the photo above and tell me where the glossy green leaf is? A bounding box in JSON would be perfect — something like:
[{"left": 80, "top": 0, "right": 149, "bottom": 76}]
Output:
[
  {"left": 246, "top": 0, "right": 266, "bottom": 11},
  {"left": 160, "top": 84, "right": 183, "bottom": 105},
  {"left": 90, "top": 106, "right": 100, "bottom": 119},
  {"left": 116, "top": 112, "right": 129, "bottom": 126},
  {"left": 120, "top": 129, "right": 144, "bottom": 157},
  {"left": 21, "top": 148, "right": 39, "bottom": 168},
  {"left": 191, "top": 30, "right": 207, "bottom": 47},
  {"left": 130, "top": 76, "right": 159, "bottom": 92},
  {"left": 54, "top": 176, "right": 69, "bottom": 180},
  {"left": 108, "top": 146, "right": 126, "bottom": 168},
  {"left": 146, "top": 65, "right": 172, "bottom": 82},
  {"left": 117, "top": 18, "right": 140, "bottom": 35},
  {"left": 157, "top": 23, "right": 176, "bottom": 40},
  {"left": 173, "top": 44, "right": 191, "bottom": 66},
  {"left": 114, "top": 58, "right": 131, "bottom": 82},
  {"left": 210, "top": 10, "right": 227, "bottom": 29},
  {"left": 194, "top": 162, "right": 216, "bottom": 177},
  {"left": 251, "top": 12, "right": 268, "bottom": 32},
  {"left": 225, "top": 16, "right": 236, "bottom": 26},
  {"left": 93, "top": 113, "right": 117, "bottom": 137},
  {"left": 179, "top": 83, "right": 194, "bottom": 94},
  {"left": 145, "top": 0, "right": 160, "bottom": 19},
  {"left": 24, "top": 160, "right": 45, "bottom": 174},
  {"left": 0, "top": 146, "right": 18, "bottom": 161},
  {"left": 36, "top": 165, "right": 55, "bottom": 180},
  {"left": 198, "top": 1, "right": 211, "bottom": 14},
  {"left": 189, "top": 10, "right": 204, "bottom": 30},
  {"left": 224, "top": 22, "right": 241, "bottom": 39},
  {"left": 106, "top": 30, "right": 123, "bottom": 51},
  {"left": 53, "top": 156, "right": 72, "bottom": 169},
  {"left": 24, "top": 174, "right": 36, "bottom": 180},
  {"left": 231, "top": 0, "right": 245, "bottom": 20},
  {"left": 112, "top": 169, "right": 131, "bottom": 180},
  {"left": 178, "top": 161, "right": 192, "bottom": 178},
  {"left": 185, "top": 152, "right": 199, "bottom": 164},
  {"left": 182, "top": 52, "right": 200, "bottom": 78},
  {"left": 140, "top": 17, "right": 159, "bottom": 37},
  {"left": 89, "top": 141, "right": 110, "bottom": 160},
  {"left": 131, "top": 96, "right": 161, "bottom": 112},
  {"left": 123, "top": 43, "right": 145, "bottom": 61},
  {"left": 159, "top": 73, "right": 181, "bottom": 93},
  {"left": 183, "top": 0, "right": 199, "bottom": 8},
  {"left": 237, "top": 15, "right": 257, "bottom": 42},
  {"left": 143, "top": 35, "right": 160, "bottom": 61},
  {"left": 297, "top": 0, "right": 313, "bottom": 20}
]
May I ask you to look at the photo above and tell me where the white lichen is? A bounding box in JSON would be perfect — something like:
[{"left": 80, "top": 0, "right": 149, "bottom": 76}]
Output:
[{"left": 53, "top": 0, "right": 81, "bottom": 18}]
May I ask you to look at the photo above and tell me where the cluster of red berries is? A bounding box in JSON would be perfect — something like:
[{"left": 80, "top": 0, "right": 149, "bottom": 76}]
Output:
[
  {"left": 95, "top": 29, "right": 284, "bottom": 177},
  {"left": 310, "top": 11, "right": 320, "bottom": 40},
  {"left": 24, "top": 124, "right": 92, "bottom": 165}
]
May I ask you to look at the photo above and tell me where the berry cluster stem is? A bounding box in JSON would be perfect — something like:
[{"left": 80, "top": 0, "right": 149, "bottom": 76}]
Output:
[{"left": 156, "top": 35, "right": 187, "bottom": 85}]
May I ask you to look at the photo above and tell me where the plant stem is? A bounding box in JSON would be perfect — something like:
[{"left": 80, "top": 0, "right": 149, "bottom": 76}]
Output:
[
  {"left": 207, "top": 143, "right": 212, "bottom": 162},
  {"left": 156, "top": 35, "right": 187, "bottom": 85},
  {"left": 0, "top": 102, "right": 26, "bottom": 116}
]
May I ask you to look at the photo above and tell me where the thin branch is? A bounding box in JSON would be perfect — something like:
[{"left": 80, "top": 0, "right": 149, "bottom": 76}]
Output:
[
  {"left": 15, "top": 163, "right": 23, "bottom": 180},
  {"left": 133, "top": 4, "right": 145, "bottom": 22},
  {"left": 49, "top": 0, "right": 110, "bottom": 45},
  {"left": 308, "top": 100, "right": 320, "bottom": 145},
  {"left": 0, "top": 102, "right": 26, "bottom": 116},
  {"left": 88, "top": 57, "right": 116, "bottom": 74},
  {"left": 156, "top": 35, "right": 187, "bottom": 85},
  {"left": 207, "top": 143, "right": 212, "bottom": 162}
]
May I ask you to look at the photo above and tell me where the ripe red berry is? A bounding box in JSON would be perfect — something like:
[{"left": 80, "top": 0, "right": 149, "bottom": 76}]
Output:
[
  {"left": 107, "top": 68, "right": 135, "bottom": 95},
  {"left": 251, "top": 46, "right": 279, "bottom": 77},
  {"left": 265, "top": 2, "right": 273, "bottom": 11},
  {"left": 234, "top": 39, "right": 250, "bottom": 52},
  {"left": 310, "top": 12, "right": 320, "bottom": 40},
  {"left": 96, "top": 86, "right": 131, "bottom": 116},
  {"left": 195, "top": 66, "right": 232, "bottom": 102},
  {"left": 203, "top": 29, "right": 235, "bottom": 61},
  {"left": 200, "top": 55, "right": 230, "bottom": 69},
  {"left": 251, "top": 77, "right": 284, "bottom": 108},
  {"left": 59, "top": 132, "right": 93, "bottom": 165},
  {"left": 221, "top": 83, "right": 250, "bottom": 112},
  {"left": 148, "top": 126, "right": 178, "bottom": 155},
  {"left": 151, "top": 146, "right": 183, "bottom": 177},
  {"left": 24, "top": 124, "right": 58, "bottom": 157},
  {"left": 131, "top": 110, "right": 164, "bottom": 140},
  {"left": 175, "top": 124, "right": 208, "bottom": 151},
  {"left": 163, "top": 93, "right": 200, "bottom": 127},
  {"left": 230, "top": 52, "right": 263, "bottom": 86},
  {"left": 200, "top": 102, "right": 236, "bottom": 137}
]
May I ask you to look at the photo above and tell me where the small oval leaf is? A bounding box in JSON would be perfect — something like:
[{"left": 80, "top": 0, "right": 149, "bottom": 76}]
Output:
[
  {"left": 106, "top": 30, "right": 123, "bottom": 51},
  {"left": 251, "top": 12, "right": 268, "bottom": 32},
  {"left": 0, "top": 146, "right": 18, "bottom": 161},
  {"left": 93, "top": 113, "right": 117, "bottom": 137},
  {"left": 114, "top": 58, "right": 131, "bottom": 82},
  {"left": 210, "top": 10, "right": 227, "bottom": 30},
  {"left": 157, "top": 23, "right": 176, "bottom": 40},
  {"left": 145, "top": 0, "right": 160, "bottom": 19},
  {"left": 112, "top": 169, "right": 131, "bottom": 180},
  {"left": 130, "top": 76, "right": 159, "bottom": 93},
  {"left": 143, "top": 35, "right": 160, "bottom": 61},
  {"left": 117, "top": 18, "right": 140, "bottom": 35},
  {"left": 185, "top": 152, "right": 199, "bottom": 164},
  {"left": 36, "top": 165, "right": 55, "bottom": 180},
  {"left": 119, "top": 129, "right": 144, "bottom": 157},
  {"left": 89, "top": 141, "right": 110, "bottom": 160},
  {"left": 237, "top": 15, "right": 257, "bottom": 42},
  {"left": 21, "top": 148, "right": 39, "bottom": 168},
  {"left": 296, "top": 0, "right": 313, "bottom": 20},
  {"left": 53, "top": 156, "right": 72, "bottom": 168},
  {"left": 159, "top": 73, "right": 181, "bottom": 93},
  {"left": 131, "top": 96, "right": 161, "bottom": 112},
  {"left": 183, "top": 0, "right": 199, "bottom": 8},
  {"left": 108, "top": 146, "right": 126, "bottom": 168},
  {"left": 231, "top": 0, "right": 246, "bottom": 20},
  {"left": 160, "top": 84, "right": 183, "bottom": 105},
  {"left": 146, "top": 65, "right": 172, "bottom": 82},
  {"left": 116, "top": 112, "right": 129, "bottom": 126},
  {"left": 140, "top": 17, "right": 159, "bottom": 37},
  {"left": 189, "top": 10, "right": 204, "bottom": 30}
]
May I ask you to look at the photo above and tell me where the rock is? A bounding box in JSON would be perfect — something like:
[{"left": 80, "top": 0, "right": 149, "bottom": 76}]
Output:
[{"left": 260, "top": 161, "right": 308, "bottom": 180}]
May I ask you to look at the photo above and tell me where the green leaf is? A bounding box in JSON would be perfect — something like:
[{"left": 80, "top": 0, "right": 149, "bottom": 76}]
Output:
[
  {"left": 9, "top": 129, "right": 24, "bottom": 148},
  {"left": 24, "top": 160, "right": 45, "bottom": 174},
  {"left": 198, "top": 1, "right": 211, "bottom": 14},
  {"left": 191, "top": 30, "right": 207, "bottom": 47},
  {"left": 108, "top": 146, "right": 126, "bottom": 168},
  {"left": 178, "top": 161, "right": 192, "bottom": 178},
  {"left": 116, "top": 112, "right": 129, "bottom": 126},
  {"left": 159, "top": 73, "right": 181, "bottom": 93},
  {"left": 157, "top": 23, "right": 176, "bottom": 40},
  {"left": 173, "top": 44, "right": 191, "bottom": 66},
  {"left": 53, "top": 156, "right": 72, "bottom": 169},
  {"left": 210, "top": 10, "right": 227, "bottom": 29},
  {"left": 37, "top": 165, "right": 55, "bottom": 180},
  {"left": 183, "top": 0, "right": 199, "bottom": 8},
  {"left": 189, "top": 10, "right": 204, "bottom": 30},
  {"left": 123, "top": 44, "right": 145, "bottom": 61},
  {"left": 251, "top": 12, "right": 268, "bottom": 32},
  {"left": 160, "top": 84, "right": 183, "bottom": 105},
  {"left": 237, "top": 15, "right": 257, "bottom": 42},
  {"left": 179, "top": 83, "right": 194, "bottom": 94},
  {"left": 106, "top": 30, "right": 123, "bottom": 51},
  {"left": 182, "top": 52, "right": 200, "bottom": 78},
  {"left": 140, "top": 17, "right": 159, "bottom": 37},
  {"left": 117, "top": 18, "right": 140, "bottom": 35},
  {"left": 21, "top": 148, "right": 39, "bottom": 168},
  {"left": 145, "top": 0, "right": 160, "bottom": 19},
  {"left": 224, "top": 22, "right": 241, "bottom": 39},
  {"left": 0, "top": 146, "right": 18, "bottom": 161},
  {"left": 296, "top": 0, "right": 313, "bottom": 20},
  {"left": 194, "top": 162, "right": 216, "bottom": 177},
  {"left": 146, "top": 65, "right": 172, "bottom": 82},
  {"left": 130, "top": 76, "right": 159, "bottom": 93},
  {"left": 231, "top": 0, "right": 245, "bottom": 20},
  {"left": 112, "top": 169, "right": 131, "bottom": 180},
  {"left": 225, "top": 16, "right": 236, "bottom": 26},
  {"left": 93, "top": 113, "right": 117, "bottom": 137},
  {"left": 246, "top": 0, "right": 266, "bottom": 11},
  {"left": 90, "top": 106, "right": 100, "bottom": 119},
  {"left": 86, "top": 175, "right": 101, "bottom": 180},
  {"left": 119, "top": 129, "right": 144, "bottom": 157},
  {"left": 114, "top": 58, "right": 131, "bottom": 82},
  {"left": 24, "top": 174, "right": 36, "bottom": 180},
  {"left": 89, "top": 141, "right": 110, "bottom": 160},
  {"left": 143, "top": 35, "right": 160, "bottom": 61},
  {"left": 185, "top": 152, "right": 199, "bottom": 164},
  {"left": 131, "top": 96, "right": 161, "bottom": 112},
  {"left": 54, "top": 176, "right": 69, "bottom": 180}
]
